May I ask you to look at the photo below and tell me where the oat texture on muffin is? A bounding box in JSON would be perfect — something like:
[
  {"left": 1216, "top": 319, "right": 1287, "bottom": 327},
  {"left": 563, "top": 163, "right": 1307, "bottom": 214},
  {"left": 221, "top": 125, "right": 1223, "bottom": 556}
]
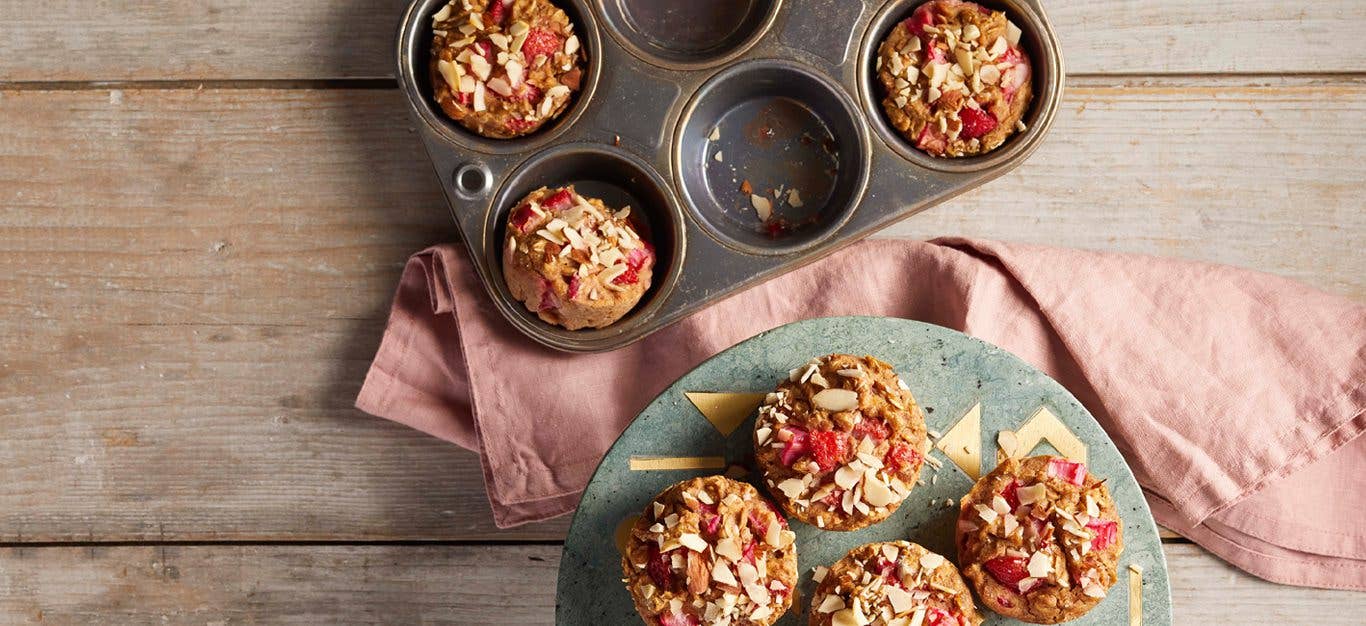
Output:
[
  {"left": 809, "top": 541, "right": 983, "bottom": 626},
  {"left": 621, "top": 476, "right": 799, "bottom": 626},
  {"left": 430, "top": 0, "right": 586, "bottom": 138},
  {"left": 502, "top": 185, "right": 654, "bottom": 330},
  {"left": 955, "top": 455, "right": 1123, "bottom": 623},
  {"left": 876, "top": 0, "right": 1032, "bottom": 157},
  {"left": 754, "top": 354, "right": 929, "bottom": 531}
]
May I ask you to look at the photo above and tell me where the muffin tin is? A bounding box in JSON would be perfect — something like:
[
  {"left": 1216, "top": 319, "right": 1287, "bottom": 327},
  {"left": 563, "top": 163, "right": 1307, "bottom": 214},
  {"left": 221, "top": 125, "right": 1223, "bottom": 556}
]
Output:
[{"left": 396, "top": 0, "right": 1063, "bottom": 352}]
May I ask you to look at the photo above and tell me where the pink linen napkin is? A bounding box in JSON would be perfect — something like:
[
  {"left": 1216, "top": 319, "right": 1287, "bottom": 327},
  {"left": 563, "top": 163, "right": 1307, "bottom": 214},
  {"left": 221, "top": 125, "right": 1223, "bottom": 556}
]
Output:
[{"left": 356, "top": 237, "right": 1365, "bottom": 590}]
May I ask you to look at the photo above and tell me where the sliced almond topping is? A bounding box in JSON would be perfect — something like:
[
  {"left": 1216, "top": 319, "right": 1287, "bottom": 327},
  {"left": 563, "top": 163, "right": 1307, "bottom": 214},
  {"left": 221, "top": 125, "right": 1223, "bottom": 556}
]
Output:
[
  {"left": 920, "top": 551, "right": 945, "bottom": 571},
  {"left": 432, "top": 3, "right": 453, "bottom": 22},
  {"left": 652, "top": 501, "right": 665, "bottom": 518},
  {"left": 862, "top": 474, "right": 896, "bottom": 507},
  {"left": 817, "top": 594, "right": 846, "bottom": 613},
  {"left": 764, "top": 519, "right": 782, "bottom": 546},
  {"left": 679, "top": 533, "right": 708, "bottom": 553},
  {"left": 962, "top": 23, "right": 981, "bottom": 42},
  {"left": 486, "top": 77, "right": 513, "bottom": 98},
  {"left": 776, "top": 478, "right": 805, "bottom": 500},
  {"left": 750, "top": 194, "right": 772, "bottom": 221},
  {"left": 436, "top": 60, "right": 461, "bottom": 88},
  {"left": 974, "top": 504, "right": 998, "bottom": 523},
  {"left": 715, "top": 537, "right": 742, "bottom": 562},
  {"left": 1017, "top": 483, "right": 1047, "bottom": 506},
  {"left": 708, "top": 126, "right": 720, "bottom": 141},
  {"left": 1027, "top": 551, "right": 1052, "bottom": 578},
  {"left": 457, "top": 74, "right": 476, "bottom": 93},
  {"left": 1083, "top": 583, "right": 1107, "bottom": 598},
  {"left": 812, "top": 388, "right": 859, "bottom": 412},
  {"left": 884, "top": 584, "right": 915, "bottom": 614},
  {"left": 712, "top": 561, "right": 738, "bottom": 586},
  {"left": 564, "top": 34, "right": 580, "bottom": 56},
  {"left": 1006, "top": 21, "right": 1023, "bottom": 46},
  {"left": 991, "top": 494, "right": 1012, "bottom": 515},
  {"left": 505, "top": 59, "right": 524, "bottom": 87},
  {"left": 755, "top": 426, "right": 773, "bottom": 445}
]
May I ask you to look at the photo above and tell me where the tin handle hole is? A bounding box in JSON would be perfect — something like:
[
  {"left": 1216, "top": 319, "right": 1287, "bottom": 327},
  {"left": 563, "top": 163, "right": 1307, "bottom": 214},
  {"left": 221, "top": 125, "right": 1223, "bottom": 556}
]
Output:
[{"left": 454, "top": 163, "right": 491, "bottom": 197}]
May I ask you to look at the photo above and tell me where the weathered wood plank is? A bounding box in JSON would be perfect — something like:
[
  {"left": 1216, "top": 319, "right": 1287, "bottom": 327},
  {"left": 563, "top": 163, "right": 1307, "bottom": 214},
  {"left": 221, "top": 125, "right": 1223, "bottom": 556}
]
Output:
[
  {"left": 0, "top": 79, "right": 1361, "bottom": 542},
  {"left": 0, "top": 543, "right": 1359, "bottom": 624},
  {"left": 0, "top": 0, "right": 1364, "bottom": 81}
]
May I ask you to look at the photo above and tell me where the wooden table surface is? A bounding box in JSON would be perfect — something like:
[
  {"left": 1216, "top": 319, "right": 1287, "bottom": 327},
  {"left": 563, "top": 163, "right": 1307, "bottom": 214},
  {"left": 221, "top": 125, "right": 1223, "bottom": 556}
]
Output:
[{"left": 2, "top": 0, "right": 1363, "bottom": 623}]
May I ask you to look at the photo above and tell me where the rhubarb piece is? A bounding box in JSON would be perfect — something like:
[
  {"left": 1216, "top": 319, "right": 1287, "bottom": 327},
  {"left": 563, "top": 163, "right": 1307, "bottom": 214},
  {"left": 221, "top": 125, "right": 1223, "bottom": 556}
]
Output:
[{"left": 1047, "top": 458, "right": 1087, "bottom": 485}]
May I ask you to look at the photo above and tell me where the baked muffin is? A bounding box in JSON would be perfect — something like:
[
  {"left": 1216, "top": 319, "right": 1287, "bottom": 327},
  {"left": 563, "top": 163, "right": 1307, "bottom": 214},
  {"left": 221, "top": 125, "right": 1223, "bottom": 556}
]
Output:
[
  {"left": 621, "top": 476, "right": 798, "bottom": 626},
  {"left": 955, "top": 456, "right": 1123, "bottom": 623},
  {"left": 810, "top": 541, "right": 982, "bottom": 626},
  {"left": 502, "top": 186, "right": 655, "bottom": 330},
  {"left": 876, "top": 0, "right": 1032, "bottom": 157},
  {"left": 754, "top": 355, "right": 929, "bottom": 531},
  {"left": 429, "top": 0, "right": 586, "bottom": 138}
]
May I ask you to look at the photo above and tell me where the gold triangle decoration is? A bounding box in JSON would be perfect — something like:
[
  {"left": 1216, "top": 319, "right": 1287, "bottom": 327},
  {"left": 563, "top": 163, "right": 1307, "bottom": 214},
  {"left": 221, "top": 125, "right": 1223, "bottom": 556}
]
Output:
[
  {"left": 685, "top": 392, "right": 767, "bottom": 436},
  {"left": 936, "top": 402, "right": 983, "bottom": 480},
  {"left": 997, "top": 407, "right": 1087, "bottom": 464},
  {"left": 1128, "top": 563, "right": 1144, "bottom": 626},
  {"left": 629, "top": 456, "right": 727, "bottom": 471}
]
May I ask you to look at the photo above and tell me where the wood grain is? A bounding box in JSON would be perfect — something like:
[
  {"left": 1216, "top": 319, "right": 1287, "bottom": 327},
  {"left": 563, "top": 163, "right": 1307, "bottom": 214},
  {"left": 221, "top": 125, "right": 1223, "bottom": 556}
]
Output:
[
  {"left": 0, "top": 543, "right": 1360, "bottom": 624},
  {"left": 0, "top": 1, "right": 1364, "bottom": 81},
  {"left": 0, "top": 78, "right": 1361, "bottom": 542}
]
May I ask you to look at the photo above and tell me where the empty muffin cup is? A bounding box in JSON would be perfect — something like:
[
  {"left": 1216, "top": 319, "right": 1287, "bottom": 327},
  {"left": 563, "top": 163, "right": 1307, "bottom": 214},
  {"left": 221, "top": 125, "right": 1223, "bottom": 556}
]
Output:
[
  {"left": 596, "top": 0, "right": 782, "bottom": 69},
  {"left": 674, "top": 59, "right": 870, "bottom": 255}
]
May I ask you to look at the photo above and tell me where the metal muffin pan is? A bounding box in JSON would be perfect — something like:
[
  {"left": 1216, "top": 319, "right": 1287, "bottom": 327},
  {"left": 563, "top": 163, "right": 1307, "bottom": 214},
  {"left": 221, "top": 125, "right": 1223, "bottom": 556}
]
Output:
[{"left": 396, "top": 0, "right": 1063, "bottom": 352}]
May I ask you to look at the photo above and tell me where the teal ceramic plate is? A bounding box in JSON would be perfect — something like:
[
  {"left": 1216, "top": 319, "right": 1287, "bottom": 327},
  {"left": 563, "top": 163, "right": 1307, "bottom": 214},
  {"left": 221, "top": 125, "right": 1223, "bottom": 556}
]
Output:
[{"left": 557, "top": 317, "right": 1170, "bottom": 625}]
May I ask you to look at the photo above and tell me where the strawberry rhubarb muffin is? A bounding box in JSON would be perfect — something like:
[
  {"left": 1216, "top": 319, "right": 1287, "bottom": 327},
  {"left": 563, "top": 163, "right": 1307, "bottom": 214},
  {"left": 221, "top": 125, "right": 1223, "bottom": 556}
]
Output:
[
  {"left": 754, "top": 354, "right": 929, "bottom": 531},
  {"left": 502, "top": 185, "right": 655, "bottom": 329},
  {"left": 810, "top": 541, "right": 983, "bottom": 626},
  {"left": 955, "top": 456, "right": 1123, "bottom": 623},
  {"left": 430, "top": 0, "right": 586, "bottom": 138},
  {"left": 876, "top": 0, "right": 1032, "bottom": 157},
  {"left": 621, "top": 476, "right": 799, "bottom": 626}
]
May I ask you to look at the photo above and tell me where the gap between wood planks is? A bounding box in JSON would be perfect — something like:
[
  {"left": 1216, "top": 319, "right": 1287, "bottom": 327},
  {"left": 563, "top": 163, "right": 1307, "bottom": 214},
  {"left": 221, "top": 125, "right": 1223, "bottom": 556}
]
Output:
[{"left": 1, "top": 72, "right": 1364, "bottom": 91}]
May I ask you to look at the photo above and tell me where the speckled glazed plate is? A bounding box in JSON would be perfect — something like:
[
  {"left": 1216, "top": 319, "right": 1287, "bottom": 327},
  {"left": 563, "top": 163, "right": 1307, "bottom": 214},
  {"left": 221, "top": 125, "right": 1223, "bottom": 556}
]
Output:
[{"left": 556, "top": 317, "right": 1170, "bottom": 625}]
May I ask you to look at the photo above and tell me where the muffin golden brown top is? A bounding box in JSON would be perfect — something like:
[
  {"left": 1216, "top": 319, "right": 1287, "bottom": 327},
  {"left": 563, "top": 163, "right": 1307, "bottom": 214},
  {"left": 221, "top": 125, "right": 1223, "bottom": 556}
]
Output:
[
  {"left": 956, "top": 455, "right": 1124, "bottom": 623},
  {"left": 754, "top": 355, "right": 928, "bottom": 531},
  {"left": 809, "top": 541, "right": 982, "bottom": 626},
  {"left": 876, "top": 0, "right": 1032, "bottom": 157},
  {"left": 430, "top": 0, "right": 586, "bottom": 138},
  {"left": 621, "top": 476, "right": 798, "bottom": 626}
]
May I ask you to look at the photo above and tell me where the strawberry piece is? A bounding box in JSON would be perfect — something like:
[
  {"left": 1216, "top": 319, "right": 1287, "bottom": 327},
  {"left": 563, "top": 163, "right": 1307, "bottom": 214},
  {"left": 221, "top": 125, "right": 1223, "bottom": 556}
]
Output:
[
  {"left": 521, "top": 27, "right": 562, "bottom": 60},
  {"left": 473, "top": 39, "right": 494, "bottom": 62},
  {"left": 566, "top": 274, "right": 580, "bottom": 299},
  {"left": 614, "top": 246, "right": 654, "bottom": 285},
  {"left": 536, "top": 278, "right": 559, "bottom": 312},
  {"left": 1087, "top": 519, "right": 1118, "bottom": 550},
  {"left": 504, "top": 117, "right": 537, "bottom": 134},
  {"left": 742, "top": 540, "right": 757, "bottom": 564},
  {"left": 916, "top": 124, "right": 947, "bottom": 155},
  {"left": 902, "top": 4, "right": 935, "bottom": 36},
  {"left": 746, "top": 509, "right": 767, "bottom": 536},
  {"left": 850, "top": 417, "right": 890, "bottom": 443},
  {"left": 698, "top": 502, "right": 721, "bottom": 537},
  {"left": 778, "top": 426, "right": 808, "bottom": 466},
  {"left": 923, "top": 44, "right": 949, "bottom": 64},
  {"left": 958, "top": 107, "right": 998, "bottom": 140},
  {"left": 1001, "top": 479, "right": 1021, "bottom": 511},
  {"left": 983, "top": 556, "right": 1030, "bottom": 588},
  {"left": 926, "top": 608, "right": 962, "bottom": 626},
  {"left": 875, "top": 558, "right": 900, "bottom": 584},
  {"left": 513, "top": 82, "right": 542, "bottom": 102},
  {"left": 486, "top": 0, "right": 508, "bottom": 24},
  {"left": 809, "top": 430, "right": 849, "bottom": 470},
  {"left": 509, "top": 203, "right": 537, "bottom": 233},
  {"left": 883, "top": 443, "right": 921, "bottom": 473},
  {"left": 998, "top": 46, "right": 1032, "bottom": 100},
  {"left": 542, "top": 188, "right": 574, "bottom": 212},
  {"left": 1047, "top": 458, "right": 1087, "bottom": 485},
  {"left": 658, "top": 611, "right": 698, "bottom": 626},
  {"left": 646, "top": 543, "right": 672, "bottom": 589},
  {"left": 454, "top": 91, "right": 472, "bottom": 107}
]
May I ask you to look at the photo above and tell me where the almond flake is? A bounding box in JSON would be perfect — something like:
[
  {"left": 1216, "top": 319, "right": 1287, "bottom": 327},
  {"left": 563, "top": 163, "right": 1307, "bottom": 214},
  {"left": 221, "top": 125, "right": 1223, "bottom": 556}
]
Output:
[
  {"left": 1027, "top": 551, "right": 1052, "bottom": 578},
  {"left": 817, "top": 594, "right": 846, "bottom": 613},
  {"left": 991, "top": 494, "right": 1011, "bottom": 515},
  {"left": 862, "top": 474, "right": 896, "bottom": 507},
  {"left": 432, "top": 4, "right": 453, "bottom": 22},
  {"left": 708, "top": 126, "right": 720, "bottom": 141},
  {"left": 974, "top": 504, "right": 998, "bottom": 523},
  {"left": 564, "top": 34, "right": 580, "bottom": 56},
  {"left": 920, "top": 551, "right": 945, "bottom": 571},
  {"left": 812, "top": 565, "right": 829, "bottom": 583},
  {"left": 812, "top": 388, "right": 858, "bottom": 412},
  {"left": 1083, "top": 583, "right": 1106, "bottom": 598},
  {"left": 786, "top": 188, "right": 803, "bottom": 208},
  {"left": 679, "top": 533, "right": 708, "bottom": 552},
  {"left": 505, "top": 59, "right": 524, "bottom": 86},
  {"left": 436, "top": 60, "right": 462, "bottom": 88},
  {"left": 884, "top": 584, "right": 915, "bottom": 613},
  {"left": 486, "top": 77, "right": 513, "bottom": 98},
  {"left": 836, "top": 368, "right": 864, "bottom": 378},
  {"left": 469, "top": 54, "right": 492, "bottom": 81},
  {"left": 1017, "top": 483, "right": 1047, "bottom": 506},
  {"left": 714, "top": 151, "right": 724, "bottom": 162},
  {"left": 1006, "top": 21, "right": 1022, "bottom": 46},
  {"left": 652, "top": 501, "right": 665, "bottom": 518},
  {"left": 750, "top": 194, "right": 772, "bottom": 220},
  {"left": 776, "top": 478, "right": 805, "bottom": 500}
]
